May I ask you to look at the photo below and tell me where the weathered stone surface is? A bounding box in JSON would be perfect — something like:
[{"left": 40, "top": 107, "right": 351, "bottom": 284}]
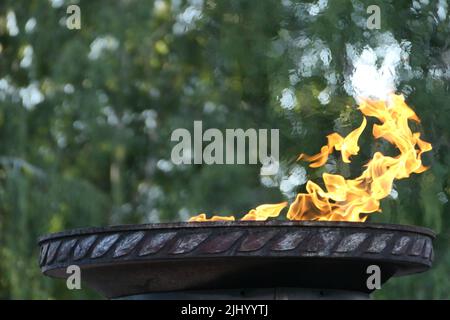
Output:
[
  {"left": 57, "top": 239, "right": 77, "bottom": 262},
  {"left": 39, "top": 243, "right": 49, "bottom": 266},
  {"left": 74, "top": 235, "right": 97, "bottom": 260},
  {"left": 239, "top": 230, "right": 278, "bottom": 252},
  {"left": 139, "top": 232, "right": 176, "bottom": 256},
  {"left": 169, "top": 233, "right": 209, "bottom": 254},
  {"left": 46, "top": 240, "right": 61, "bottom": 264},
  {"left": 366, "top": 233, "right": 393, "bottom": 253},
  {"left": 306, "top": 230, "right": 340, "bottom": 256},
  {"left": 335, "top": 232, "right": 368, "bottom": 253},
  {"left": 113, "top": 232, "right": 145, "bottom": 258},
  {"left": 392, "top": 236, "right": 411, "bottom": 255},
  {"left": 91, "top": 234, "right": 120, "bottom": 258},
  {"left": 201, "top": 231, "right": 243, "bottom": 253},
  {"left": 423, "top": 238, "right": 433, "bottom": 259},
  {"left": 271, "top": 231, "right": 308, "bottom": 251},
  {"left": 409, "top": 238, "right": 426, "bottom": 256}
]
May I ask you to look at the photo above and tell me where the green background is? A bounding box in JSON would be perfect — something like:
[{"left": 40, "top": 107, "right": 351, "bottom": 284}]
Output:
[{"left": 0, "top": 0, "right": 448, "bottom": 299}]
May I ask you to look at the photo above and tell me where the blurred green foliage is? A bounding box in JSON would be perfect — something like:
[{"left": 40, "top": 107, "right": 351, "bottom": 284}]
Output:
[{"left": 0, "top": 0, "right": 448, "bottom": 299}]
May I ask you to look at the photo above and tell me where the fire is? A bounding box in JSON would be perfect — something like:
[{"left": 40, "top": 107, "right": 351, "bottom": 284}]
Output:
[
  {"left": 189, "top": 94, "right": 432, "bottom": 222},
  {"left": 189, "top": 214, "right": 236, "bottom": 222},
  {"left": 189, "top": 202, "right": 288, "bottom": 222}
]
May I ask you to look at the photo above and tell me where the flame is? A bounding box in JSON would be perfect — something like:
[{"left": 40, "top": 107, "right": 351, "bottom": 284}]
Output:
[
  {"left": 188, "top": 202, "right": 287, "bottom": 222},
  {"left": 298, "top": 117, "right": 367, "bottom": 167},
  {"left": 241, "top": 202, "right": 288, "bottom": 221},
  {"left": 189, "top": 214, "right": 235, "bottom": 222},
  {"left": 189, "top": 93, "right": 432, "bottom": 222}
]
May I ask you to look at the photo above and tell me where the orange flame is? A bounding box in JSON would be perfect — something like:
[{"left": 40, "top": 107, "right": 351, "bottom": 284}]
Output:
[
  {"left": 188, "top": 202, "right": 288, "bottom": 222},
  {"left": 189, "top": 94, "right": 432, "bottom": 222},
  {"left": 189, "top": 214, "right": 236, "bottom": 222}
]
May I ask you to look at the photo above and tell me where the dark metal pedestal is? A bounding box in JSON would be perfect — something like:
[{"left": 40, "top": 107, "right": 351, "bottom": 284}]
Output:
[{"left": 38, "top": 221, "right": 435, "bottom": 299}]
